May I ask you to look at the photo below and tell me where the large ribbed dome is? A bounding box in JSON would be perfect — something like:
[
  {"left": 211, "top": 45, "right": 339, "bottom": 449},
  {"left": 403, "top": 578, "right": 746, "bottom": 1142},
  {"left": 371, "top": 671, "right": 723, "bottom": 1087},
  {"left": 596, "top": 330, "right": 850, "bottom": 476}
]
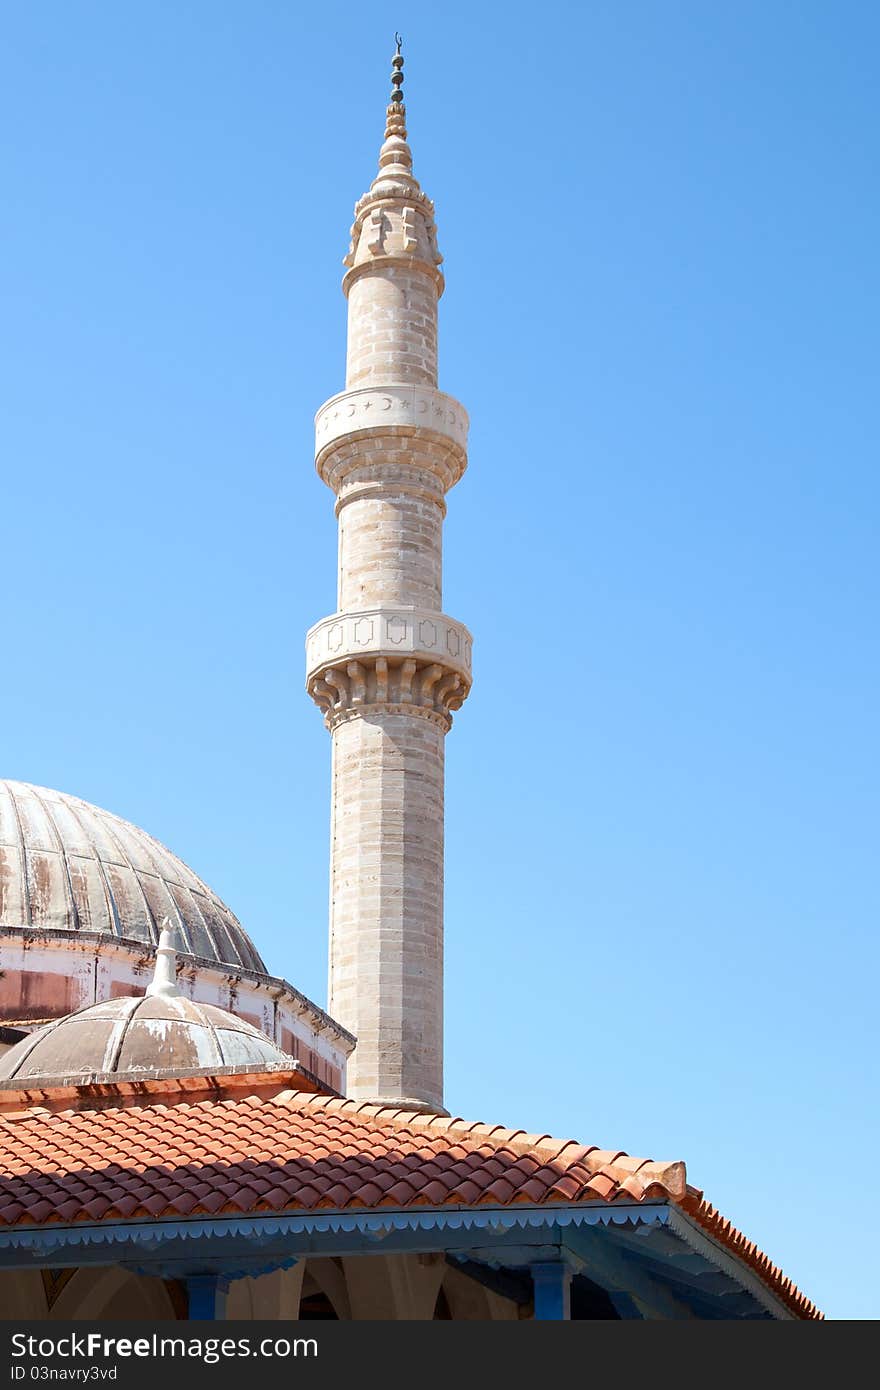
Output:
[{"left": 0, "top": 780, "right": 265, "bottom": 973}]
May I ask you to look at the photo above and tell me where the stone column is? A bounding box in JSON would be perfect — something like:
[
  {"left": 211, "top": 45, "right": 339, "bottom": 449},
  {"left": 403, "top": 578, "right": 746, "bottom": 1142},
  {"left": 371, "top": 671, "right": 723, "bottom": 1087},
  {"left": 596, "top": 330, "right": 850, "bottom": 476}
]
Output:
[{"left": 306, "top": 48, "right": 470, "bottom": 1112}]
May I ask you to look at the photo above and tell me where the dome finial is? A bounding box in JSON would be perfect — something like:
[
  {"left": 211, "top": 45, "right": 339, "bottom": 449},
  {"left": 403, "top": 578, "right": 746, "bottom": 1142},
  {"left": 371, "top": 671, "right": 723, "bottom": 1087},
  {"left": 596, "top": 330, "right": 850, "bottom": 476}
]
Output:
[
  {"left": 385, "top": 33, "right": 407, "bottom": 141},
  {"left": 146, "top": 918, "right": 180, "bottom": 998}
]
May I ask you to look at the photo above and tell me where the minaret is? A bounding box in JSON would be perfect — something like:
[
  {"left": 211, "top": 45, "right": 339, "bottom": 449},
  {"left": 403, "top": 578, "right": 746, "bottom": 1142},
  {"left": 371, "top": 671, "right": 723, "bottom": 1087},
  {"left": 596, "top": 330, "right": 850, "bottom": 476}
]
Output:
[{"left": 306, "top": 40, "right": 471, "bottom": 1113}]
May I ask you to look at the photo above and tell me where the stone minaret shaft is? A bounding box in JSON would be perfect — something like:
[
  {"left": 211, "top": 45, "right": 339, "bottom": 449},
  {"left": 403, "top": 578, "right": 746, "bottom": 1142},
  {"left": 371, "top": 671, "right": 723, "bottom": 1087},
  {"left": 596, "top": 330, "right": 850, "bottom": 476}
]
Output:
[{"left": 307, "top": 46, "right": 470, "bottom": 1112}]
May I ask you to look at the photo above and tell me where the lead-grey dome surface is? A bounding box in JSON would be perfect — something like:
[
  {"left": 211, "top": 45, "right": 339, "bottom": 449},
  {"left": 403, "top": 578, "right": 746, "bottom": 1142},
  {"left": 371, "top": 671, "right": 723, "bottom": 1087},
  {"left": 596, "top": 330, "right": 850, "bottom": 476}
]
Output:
[
  {"left": 0, "top": 780, "right": 266, "bottom": 973},
  {"left": 0, "top": 993, "right": 291, "bottom": 1083}
]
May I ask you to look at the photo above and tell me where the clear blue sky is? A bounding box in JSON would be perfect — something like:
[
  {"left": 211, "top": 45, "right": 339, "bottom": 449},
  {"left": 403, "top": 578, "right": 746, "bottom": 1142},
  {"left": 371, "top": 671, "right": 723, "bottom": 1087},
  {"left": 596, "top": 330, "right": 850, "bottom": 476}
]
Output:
[{"left": 1, "top": 2, "right": 877, "bottom": 1319}]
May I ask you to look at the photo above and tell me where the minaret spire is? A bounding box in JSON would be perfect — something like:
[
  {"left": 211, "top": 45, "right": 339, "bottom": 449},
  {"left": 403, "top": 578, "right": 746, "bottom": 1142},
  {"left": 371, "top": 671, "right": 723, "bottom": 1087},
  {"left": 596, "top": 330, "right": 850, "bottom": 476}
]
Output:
[{"left": 306, "top": 45, "right": 470, "bottom": 1112}]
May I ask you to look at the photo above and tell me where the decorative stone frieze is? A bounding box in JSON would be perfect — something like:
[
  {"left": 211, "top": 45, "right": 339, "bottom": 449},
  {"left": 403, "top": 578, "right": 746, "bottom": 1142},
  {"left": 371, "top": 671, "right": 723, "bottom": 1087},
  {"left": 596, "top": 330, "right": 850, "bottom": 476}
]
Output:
[
  {"left": 306, "top": 608, "right": 471, "bottom": 683},
  {"left": 315, "top": 384, "right": 468, "bottom": 469}
]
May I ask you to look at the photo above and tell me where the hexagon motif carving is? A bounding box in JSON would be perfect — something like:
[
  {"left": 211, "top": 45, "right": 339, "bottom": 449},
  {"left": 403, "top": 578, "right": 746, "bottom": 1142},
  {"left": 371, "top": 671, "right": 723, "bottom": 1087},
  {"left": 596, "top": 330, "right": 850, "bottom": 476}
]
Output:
[{"left": 306, "top": 609, "right": 472, "bottom": 697}]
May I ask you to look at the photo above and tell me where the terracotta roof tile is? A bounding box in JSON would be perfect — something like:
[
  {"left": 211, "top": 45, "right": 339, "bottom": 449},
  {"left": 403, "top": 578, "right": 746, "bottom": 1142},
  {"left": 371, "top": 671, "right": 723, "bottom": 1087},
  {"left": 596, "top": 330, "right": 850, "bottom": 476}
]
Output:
[
  {"left": 518, "top": 1176, "right": 555, "bottom": 1202},
  {"left": 0, "top": 1084, "right": 821, "bottom": 1319},
  {"left": 446, "top": 1177, "right": 487, "bottom": 1204},
  {"left": 582, "top": 1173, "right": 618, "bottom": 1201},
  {"left": 679, "top": 1191, "right": 820, "bottom": 1320}
]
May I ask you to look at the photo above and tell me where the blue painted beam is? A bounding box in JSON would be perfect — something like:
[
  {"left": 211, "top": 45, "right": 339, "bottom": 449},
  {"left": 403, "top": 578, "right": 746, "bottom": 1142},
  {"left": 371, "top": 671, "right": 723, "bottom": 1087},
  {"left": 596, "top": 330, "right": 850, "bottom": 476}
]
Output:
[
  {"left": 448, "top": 1256, "right": 532, "bottom": 1307},
  {"left": 618, "top": 1247, "right": 741, "bottom": 1297},
  {"left": 568, "top": 1229, "right": 696, "bottom": 1320},
  {"left": 1, "top": 1220, "right": 623, "bottom": 1275},
  {"left": 0, "top": 1203, "right": 671, "bottom": 1273}
]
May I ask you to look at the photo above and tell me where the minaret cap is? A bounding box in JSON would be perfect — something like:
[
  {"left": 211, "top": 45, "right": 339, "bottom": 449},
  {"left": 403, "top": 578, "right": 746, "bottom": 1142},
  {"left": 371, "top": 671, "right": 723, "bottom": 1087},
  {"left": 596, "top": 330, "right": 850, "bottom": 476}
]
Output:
[
  {"left": 387, "top": 33, "right": 405, "bottom": 125},
  {"left": 146, "top": 919, "right": 181, "bottom": 998},
  {"left": 378, "top": 34, "right": 413, "bottom": 176}
]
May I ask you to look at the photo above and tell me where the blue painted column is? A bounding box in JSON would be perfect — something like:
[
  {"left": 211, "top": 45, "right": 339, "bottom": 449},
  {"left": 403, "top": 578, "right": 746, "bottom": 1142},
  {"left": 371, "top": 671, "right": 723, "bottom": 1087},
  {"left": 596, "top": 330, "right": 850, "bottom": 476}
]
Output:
[
  {"left": 531, "top": 1260, "right": 573, "bottom": 1320},
  {"left": 185, "top": 1274, "right": 230, "bottom": 1320}
]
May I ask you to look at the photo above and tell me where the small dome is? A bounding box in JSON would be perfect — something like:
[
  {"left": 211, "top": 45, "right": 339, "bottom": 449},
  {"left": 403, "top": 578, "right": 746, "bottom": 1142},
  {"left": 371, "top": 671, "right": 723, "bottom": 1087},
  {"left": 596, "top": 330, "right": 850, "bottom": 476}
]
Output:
[
  {"left": 0, "top": 779, "right": 265, "bottom": 973},
  {"left": 0, "top": 993, "right": 293, "bottom": 1085}
]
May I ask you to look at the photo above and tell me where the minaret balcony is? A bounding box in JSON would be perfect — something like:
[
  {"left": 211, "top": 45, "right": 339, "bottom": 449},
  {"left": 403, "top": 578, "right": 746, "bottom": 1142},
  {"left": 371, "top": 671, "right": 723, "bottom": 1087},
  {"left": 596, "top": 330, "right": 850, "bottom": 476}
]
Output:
[
  {"left": 315, "top": 384, "right": 468, "bottom": 488},
  {"left": 306, "top": 607, "right": 472, "bottom": 732}
]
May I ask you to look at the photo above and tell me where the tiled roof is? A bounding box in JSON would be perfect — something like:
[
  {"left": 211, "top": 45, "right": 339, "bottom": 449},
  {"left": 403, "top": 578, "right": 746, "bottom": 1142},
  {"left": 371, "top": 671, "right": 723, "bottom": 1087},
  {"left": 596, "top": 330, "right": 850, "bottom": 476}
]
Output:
[
  {"left": 0, "top": 1085, "right": 821, "bottom": 1319},
  {"left": 680, "top": 1193, "right": 820, "bottom": 1323}
]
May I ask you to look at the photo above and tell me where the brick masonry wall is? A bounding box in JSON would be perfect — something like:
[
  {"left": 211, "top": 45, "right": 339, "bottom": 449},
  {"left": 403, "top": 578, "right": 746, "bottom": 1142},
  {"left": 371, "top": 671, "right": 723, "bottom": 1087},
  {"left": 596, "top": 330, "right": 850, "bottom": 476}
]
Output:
[
  {"left": 346, "top": 266, "right": 438, "bottom": 388},
  {"left": 337, "top": 465, "right": 444, "bottom": 610},
  {"left": 328, "top": 711, "right": 444, "bottom": 1108}
]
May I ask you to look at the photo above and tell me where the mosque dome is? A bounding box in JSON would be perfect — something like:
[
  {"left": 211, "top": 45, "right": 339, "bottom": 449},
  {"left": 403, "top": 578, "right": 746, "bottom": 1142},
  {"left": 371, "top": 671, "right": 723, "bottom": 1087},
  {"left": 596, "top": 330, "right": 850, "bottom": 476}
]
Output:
[
  {"left": 0, "top": 779, "right": 265, "bottom": 973},
  {"left": 0, "top": 930, "right": 292, "bottom": 1084}
]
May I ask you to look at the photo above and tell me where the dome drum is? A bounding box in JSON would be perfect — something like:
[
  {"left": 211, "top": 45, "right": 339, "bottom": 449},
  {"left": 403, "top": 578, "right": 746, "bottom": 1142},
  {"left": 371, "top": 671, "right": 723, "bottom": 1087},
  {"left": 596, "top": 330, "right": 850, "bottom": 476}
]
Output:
[{"left": 0, "top": 926, "right": 352, "bottom": 1093}]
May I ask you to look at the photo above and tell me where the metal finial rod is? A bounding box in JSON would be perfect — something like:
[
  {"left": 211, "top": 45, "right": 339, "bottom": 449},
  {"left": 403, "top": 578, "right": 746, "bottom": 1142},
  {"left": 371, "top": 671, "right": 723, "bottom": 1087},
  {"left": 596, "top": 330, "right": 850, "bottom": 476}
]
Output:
[{"left": 390, "top": 34, "right": 404, "bottom": 104}]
